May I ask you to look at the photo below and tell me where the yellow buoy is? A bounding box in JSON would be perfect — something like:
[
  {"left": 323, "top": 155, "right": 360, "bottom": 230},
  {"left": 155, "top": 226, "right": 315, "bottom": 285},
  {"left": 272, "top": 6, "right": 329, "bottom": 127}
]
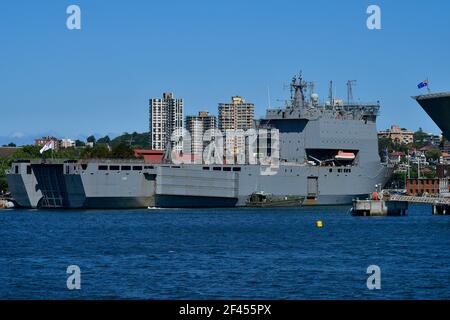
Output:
[{"left": 316, "top": 220, "right": 323, "bottom": 228}]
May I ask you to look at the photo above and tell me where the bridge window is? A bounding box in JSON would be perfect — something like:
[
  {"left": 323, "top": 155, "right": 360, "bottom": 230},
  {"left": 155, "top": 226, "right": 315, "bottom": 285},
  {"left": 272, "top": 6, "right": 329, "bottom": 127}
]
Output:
[
  {"left": 133, "top": 166, "right": 143, "bottom": 171},
  {"left": 121, "top": 166, "right": 131, "bottom": 171},
  {"left": 98, "top": 165, "right": 108, "bottom": 171},
  {"left": 223, "top": 167, "right": 231, "bottom": 171},
  {"left": 233, "top": 167, "right": 241, "bottom": 172},
  {"left": 110, "top": 165, "right": 120, "bottom": 170},
  {"left": 213, "top": 167, "right": 221, "bottom": 171},
  {"left": 202, "top": 167, "right": 210, "bottom": 170}
]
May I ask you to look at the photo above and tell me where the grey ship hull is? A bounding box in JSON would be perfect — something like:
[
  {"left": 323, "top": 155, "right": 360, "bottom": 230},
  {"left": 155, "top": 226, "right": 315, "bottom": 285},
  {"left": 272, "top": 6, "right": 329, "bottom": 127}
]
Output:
[
  {"left": 414, "top": 92, "right": 450, "bottom": 140},
  {"left": 153, "top": 163, "right": 391, "bottom": 208},
  {"left": 7, "top": 161, "right": 391, "bottom": 209},
  {"left": 7, "top": 161, "right": 156, "bottom": 209}
]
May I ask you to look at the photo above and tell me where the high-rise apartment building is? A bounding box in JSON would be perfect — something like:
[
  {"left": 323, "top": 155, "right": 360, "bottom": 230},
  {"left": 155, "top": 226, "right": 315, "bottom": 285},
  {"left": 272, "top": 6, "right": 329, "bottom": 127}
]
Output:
[
  {"left": 149, "top": 92, "right": 183, "bottom": 151},
  {"left": 218, "top": 96, "right": 255, "bottom": 162},
  {"left": 218, "top": 96, "right": 255, "bottom": 131},
  {"left": 185, "top": 111, "right": 217, "bottom": 160}
]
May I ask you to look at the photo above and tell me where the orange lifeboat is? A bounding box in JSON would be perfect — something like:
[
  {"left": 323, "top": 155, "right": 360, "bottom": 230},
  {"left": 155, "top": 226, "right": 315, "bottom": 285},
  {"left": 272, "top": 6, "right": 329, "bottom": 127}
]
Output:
[{"left": 334, "top": 151, "right": 355, "bottom": 161}]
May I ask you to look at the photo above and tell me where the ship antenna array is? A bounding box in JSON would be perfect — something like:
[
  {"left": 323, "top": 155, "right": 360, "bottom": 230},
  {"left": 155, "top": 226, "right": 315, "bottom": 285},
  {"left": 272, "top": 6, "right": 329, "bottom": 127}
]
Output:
[
  {"left": 290, "top": 71, "right": 307, "bottom": 108},
  {"left": 347, "top": 80, "right": 357, "bottom": 104},
  {"left": 307, "top": 81, "right": 315, "bottom": 101},
  {"left": 328, "top": 80, "right": 333, "bottom": 107}
]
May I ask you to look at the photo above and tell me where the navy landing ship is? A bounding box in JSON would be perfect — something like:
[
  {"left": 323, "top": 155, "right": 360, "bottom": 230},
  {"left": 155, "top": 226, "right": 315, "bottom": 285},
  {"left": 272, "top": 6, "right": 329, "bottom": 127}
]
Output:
[
  {"left": 6, "top": 74, "right": 392, "bottom": 208},
  {"left": 154, "top": 75, "right": 392, "bottom": 207}
]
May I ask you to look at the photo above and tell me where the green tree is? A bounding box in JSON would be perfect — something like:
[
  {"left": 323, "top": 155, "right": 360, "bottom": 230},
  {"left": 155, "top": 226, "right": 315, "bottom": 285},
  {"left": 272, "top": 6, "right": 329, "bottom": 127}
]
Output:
[
  {"left": 378, "top": 137, "right": 391, "bottom": 158},
  {"left": 87, "top": 135, "right": 96, "bottom": 144},
  {"left": 97, "top": 135, "right": 111, "bottom": 145},
  {"left": 111, "top": 142, "right": 135, "bottom": 159},
  {"left": 111, "top": 132, "right": 150, "bottom": 149},
  {"left": 413, "top": 128, "right": 428, "bottom": 149},
  {"left": 81, "top": 144, "right": 111, "bottom": 159},
  {"left": 75, "top": 139, "right": 85, "bottom": 147},
  {"left": 3, "top": 142, "right": 16, "bottom": 147},
  {"left": 388, "top": 171, "right": 406, "bottom": 189},
  {"left": 425, "top": 149, "right": 441, "bottom": 162},
  {"left": 10, "top": 145, "right": 41, "bottom": 159},
  {"left": 0, "top": 157, "right": 10, "bottom": 192}
]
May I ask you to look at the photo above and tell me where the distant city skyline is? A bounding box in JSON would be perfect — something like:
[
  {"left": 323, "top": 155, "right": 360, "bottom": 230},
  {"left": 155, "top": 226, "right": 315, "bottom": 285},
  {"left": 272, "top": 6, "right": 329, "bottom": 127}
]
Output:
[{"left": 1, "top": 0, "right": 450, "bottom": 145}]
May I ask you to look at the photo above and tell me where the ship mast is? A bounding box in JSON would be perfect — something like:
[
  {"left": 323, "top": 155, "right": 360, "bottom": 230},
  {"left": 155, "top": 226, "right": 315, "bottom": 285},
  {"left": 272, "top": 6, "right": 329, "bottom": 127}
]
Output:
[
  {"left": 347, "top": 80, "right": 357, "bottom": 104},
  {"left": 291, "top": 72, "right": 307, "bottom": 109}
]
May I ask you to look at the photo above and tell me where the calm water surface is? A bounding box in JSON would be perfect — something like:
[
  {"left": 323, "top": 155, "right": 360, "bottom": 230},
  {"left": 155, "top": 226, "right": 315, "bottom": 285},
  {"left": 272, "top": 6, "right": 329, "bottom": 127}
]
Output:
[{"left": 0, "top": 205, "right": 449, "bottom": 299}]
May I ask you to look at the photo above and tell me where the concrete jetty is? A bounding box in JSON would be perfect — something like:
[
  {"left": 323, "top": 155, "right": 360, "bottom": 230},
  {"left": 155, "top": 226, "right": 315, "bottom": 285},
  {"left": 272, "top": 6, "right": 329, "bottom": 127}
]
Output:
[{"left": 352, "top": 199, "right": 408, "bottom": 216}]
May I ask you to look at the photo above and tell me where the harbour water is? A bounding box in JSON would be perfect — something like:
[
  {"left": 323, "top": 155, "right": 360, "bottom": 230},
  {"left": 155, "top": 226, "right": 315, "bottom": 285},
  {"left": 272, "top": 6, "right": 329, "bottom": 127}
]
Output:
[{"left": 0, "top": 205, "right": 449, "bottom": 299}]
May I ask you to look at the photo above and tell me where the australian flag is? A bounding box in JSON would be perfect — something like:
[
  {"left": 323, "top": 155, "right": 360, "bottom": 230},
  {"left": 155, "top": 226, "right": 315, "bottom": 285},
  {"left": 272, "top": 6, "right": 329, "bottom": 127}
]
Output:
[{"left": 417, "top": 80, "right": 429, "bottom": 89}]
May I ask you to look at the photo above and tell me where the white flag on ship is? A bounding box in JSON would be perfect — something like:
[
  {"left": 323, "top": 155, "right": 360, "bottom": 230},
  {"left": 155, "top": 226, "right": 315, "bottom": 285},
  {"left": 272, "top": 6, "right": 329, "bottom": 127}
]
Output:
[{"left": 40, "top": 141, "right": 55, "bottom": 154}]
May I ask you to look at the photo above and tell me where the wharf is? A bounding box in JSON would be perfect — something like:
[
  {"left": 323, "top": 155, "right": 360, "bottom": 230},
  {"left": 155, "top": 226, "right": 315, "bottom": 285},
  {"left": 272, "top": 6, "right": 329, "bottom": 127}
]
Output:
[
  {"left": 352, "top": 193, "right": 450, "bottom": 216},
  {"left": 387, "top": 194, "right": 450, "bottom": 215},
  {"left": 352, "top": 199, "right": 408, "bottom": 216}
]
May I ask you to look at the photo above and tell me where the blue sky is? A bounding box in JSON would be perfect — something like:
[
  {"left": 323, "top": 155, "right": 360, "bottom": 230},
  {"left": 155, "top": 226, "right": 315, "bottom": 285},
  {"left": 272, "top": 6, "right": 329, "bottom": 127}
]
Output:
[{"left": 1, "top": 0, "right": 450, "bottom": 144}]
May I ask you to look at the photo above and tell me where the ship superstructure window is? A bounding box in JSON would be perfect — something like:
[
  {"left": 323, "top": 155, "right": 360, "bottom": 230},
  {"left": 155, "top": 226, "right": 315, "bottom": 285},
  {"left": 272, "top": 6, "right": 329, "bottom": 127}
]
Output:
[
  {"left": 27, "top": 165, "right": 32, "bottom": 174},
  {"left": 232, "top": 167, "right": 241, "bottom": 172},
  {"left": 202, "top": 167, "right": 210, "bottom": 170},
  {"left": 110, "top": 165, "right": 120, "bottom": 170},
  {"left": 15, "top": 166, "right": 18, "bottom": 174},
  {"left": 98, "top": 165, "right": 108, "bottom": 171},
  {"left": 213, "top": 167, "right": 221, "bottom": 171},
  {"left": 223, "top": 167, "right": 231, "bottom": 171},
  {"left": 121, "top": 166, "right": 131, "bottom": 171},
  {"left": 133, "top": 166, "right": 143, "bottom": 171},
  {"left": 144, "top": 166, "right": 154, "bottom": 169}
]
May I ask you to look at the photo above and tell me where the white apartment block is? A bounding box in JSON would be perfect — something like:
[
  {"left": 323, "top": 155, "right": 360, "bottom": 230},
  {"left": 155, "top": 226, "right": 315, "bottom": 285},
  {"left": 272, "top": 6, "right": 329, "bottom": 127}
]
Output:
[
  {"left": 61, "top": 139, "right": 76, "bottom": 148},
  {"left": 149, "top": 92, "right": 183, "bottom": 151},
  {"left": 185, "top": 111, "right": 217, "bottom": 160}
]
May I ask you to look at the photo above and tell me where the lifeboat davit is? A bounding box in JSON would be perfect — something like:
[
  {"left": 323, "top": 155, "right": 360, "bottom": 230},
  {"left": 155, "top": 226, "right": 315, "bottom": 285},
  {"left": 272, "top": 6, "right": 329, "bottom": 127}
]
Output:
[{"left": 335, "top": 151, "right": 355, "bottom": 160}]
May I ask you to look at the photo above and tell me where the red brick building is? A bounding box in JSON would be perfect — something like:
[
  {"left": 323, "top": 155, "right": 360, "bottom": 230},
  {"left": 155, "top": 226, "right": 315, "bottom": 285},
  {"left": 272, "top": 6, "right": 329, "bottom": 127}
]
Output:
[{"left": 406, "top": 178, "right": 439, "bottom": 196}]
